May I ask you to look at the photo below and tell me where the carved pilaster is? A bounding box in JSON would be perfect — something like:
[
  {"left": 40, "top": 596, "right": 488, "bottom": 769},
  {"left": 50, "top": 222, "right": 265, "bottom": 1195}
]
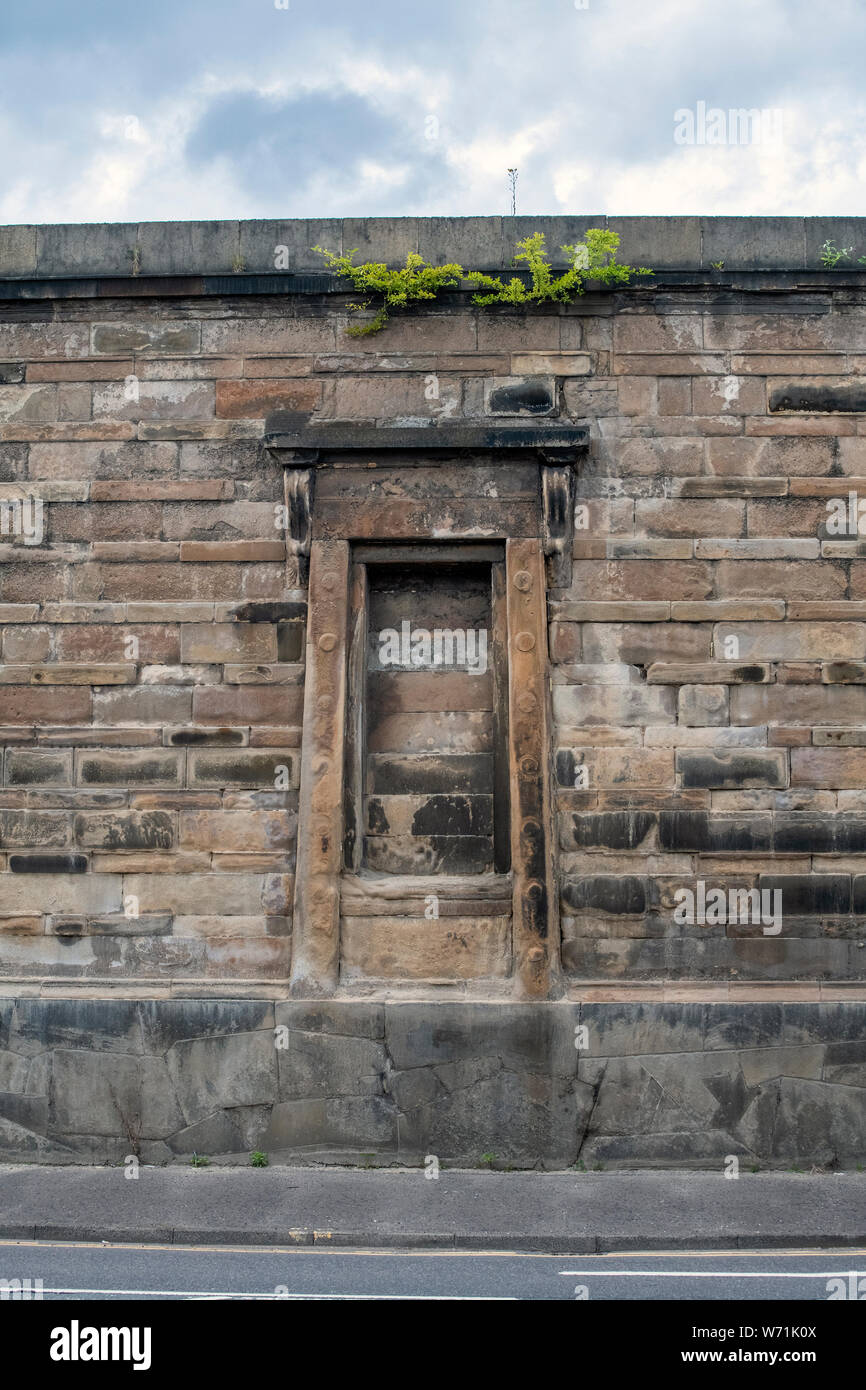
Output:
[
  {"left": 506, "top": 538, "right": 561, "bottom": 999},
  {"left": 282, "top": 461, "right": 316, "bottom": 586},
  {"left": 540, "top": 463, "right": 576, "bottom": 589},
  {"left": 289, "top": 539, "right": 350, "bottom": 996}
]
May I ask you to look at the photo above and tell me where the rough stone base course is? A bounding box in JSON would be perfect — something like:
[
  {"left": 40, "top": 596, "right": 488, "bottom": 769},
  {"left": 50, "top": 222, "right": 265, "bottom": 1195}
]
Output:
[{"left": 0, "top": 997, "right": 862, "bottom": 1168}]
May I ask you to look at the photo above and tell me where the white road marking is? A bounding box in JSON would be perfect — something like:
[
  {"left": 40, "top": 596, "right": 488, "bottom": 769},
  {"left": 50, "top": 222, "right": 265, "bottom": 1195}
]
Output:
[
  {"left": 559, "top": 1270, "right": 848, "bottom": 1278},
  {"left": 31, "top": 1287, "right": 516, "bottom": 1300}
]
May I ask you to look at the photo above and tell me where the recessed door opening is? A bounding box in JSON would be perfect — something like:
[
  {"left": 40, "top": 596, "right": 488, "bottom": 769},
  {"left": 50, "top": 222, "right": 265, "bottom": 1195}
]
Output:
[{"left": 343, "top": 546, "right": 511, "bottom": 879}]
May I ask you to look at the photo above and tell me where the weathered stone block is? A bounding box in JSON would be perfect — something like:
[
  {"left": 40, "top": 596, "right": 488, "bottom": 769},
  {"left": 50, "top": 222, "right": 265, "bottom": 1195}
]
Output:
[
  {"left": 5, "top": 750, "right": 72, "bottom": 785},
  {"left": 484, "top": 376, "right": 556, "bottom": 416},
  {"left": 189, "top": 751, "right": 298, "bottom": 787},
  {"left": 166, "top": 1030, "right": 277, "bottom": 1125},
  {"left": 649, "top": 663, "right": 770, "bottom": 684},
  {"left": 215, "top": 380, "right": 320, "bottom": 418},
  {"left": 121, "top": 874, "right": 267, "bottom": 916},
  {"left": 73, "top": 811, "right": 173, "bottom": 851},
  {"left": 758, "top": 874, "right": 851, "bottom": 916},
  {"left": 678, "top": 684, "right": 729, "bottom": 726},
  {"left": 77, "top": 751, "right": 183, "bottom": 786},
  {"left": 658, "top": 811, "right": 772, "bottom": 853},
  {"left": 277, "top": 1030, "right": 387, "bottom": 1100},
  {"left": 567, "top": 810, "right": 656, "bottom": 850},
  {"left": 677, "top": 750, "right": 787, "bottom": 789},
  {"left": 792, "top": 748, "right": 866, "bottom": 788},
  {"left": 562, "top": 876, "right": 647, "bottom": 915},
  {"left": 180, "top": 624, "right": 276, "bottom": 664},
  {"left": 179, "top": 810, "right": 294, "bottom": 852},
  {"left": 733, "top": 684, "right": 866, "bottom": 726},
  {"left": 264, "top": 1096, "right": 396, "bottom": 1154},
  {"left": 716, "top": 622, "right": 866, "bottom": 661},
  {"left": 553, "top": 685, "right": 676, "bottom": 726},
  {"left": 341, "top": 917, "right": 509, "bottom": 981}
]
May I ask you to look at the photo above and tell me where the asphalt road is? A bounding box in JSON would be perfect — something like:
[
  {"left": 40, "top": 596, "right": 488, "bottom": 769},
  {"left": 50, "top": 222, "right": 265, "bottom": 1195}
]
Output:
[{"left": 2, "top": 1241, "right": 865, "bottom": 1301}]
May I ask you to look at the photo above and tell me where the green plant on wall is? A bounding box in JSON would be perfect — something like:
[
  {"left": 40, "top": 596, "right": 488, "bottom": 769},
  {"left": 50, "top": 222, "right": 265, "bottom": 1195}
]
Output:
[
  {"left": 819, "top": 238, "right": 866, "bottom": 269},
  {"left": 314, "top": 229, "right": 652, "bottom": 336},
  {"left": 312, "top": 246, "right": 464, "bottom": 336},
  {"left": 820, "top": 239, "right": 853, "bottom": 268},
  {"left": 468, "top": 229, "right": 651, "bottom": 306}
]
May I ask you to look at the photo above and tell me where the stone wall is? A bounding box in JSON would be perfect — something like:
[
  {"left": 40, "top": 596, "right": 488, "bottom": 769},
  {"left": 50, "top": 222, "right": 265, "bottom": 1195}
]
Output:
[
  {"left": 0, "top": 216, "right": 864, "bottom": 1162},
  {"left": 1, "top": 997, "right": 862, "bottom": 1167}
]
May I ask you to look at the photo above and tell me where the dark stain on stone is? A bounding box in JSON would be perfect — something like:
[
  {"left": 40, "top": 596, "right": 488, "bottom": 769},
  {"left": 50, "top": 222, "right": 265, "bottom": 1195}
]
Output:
[
  {"left": 571, "top": 810, "right": 656, "bottom": 850},
  {"left": 10, "top": 853, "right": 88, "bottom": 873},
  {"left": 169, "top": 728, "right": 245, "bottom": 745},
  {"left": 770, "top": 383, "right": 866, "bottom": 413},
  {"left": 366, "top": 799, "right": 389, "bottom": 834},
  {"left": 232, "top": 601, "right": 307, "bottom": 623},
  {"left": 563, "top": 875, "right": 647, "bottom": 915},
  {"left": 658, "top": 811, "right": 771, "bottom": 853},
  {"left": 411, "top": 795, "right": 493, "bottom": 836},
  {"left": 277, "top": 622, "right": 306, "bottom": 662},
  {"left": 487, "top": 378, "right": 554, "bottom": 415}
]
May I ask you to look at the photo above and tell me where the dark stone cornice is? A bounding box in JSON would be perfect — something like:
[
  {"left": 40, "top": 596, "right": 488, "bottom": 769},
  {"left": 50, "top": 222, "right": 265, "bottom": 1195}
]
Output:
[{"left": 264, "top": 421, "right": 590, "bottom": 463}]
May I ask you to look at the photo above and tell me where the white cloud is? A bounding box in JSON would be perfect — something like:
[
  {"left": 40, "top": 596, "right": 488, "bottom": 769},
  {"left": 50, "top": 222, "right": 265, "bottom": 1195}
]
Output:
[{"left": 1, "top": 0, "right": 866, "bottom": 222}]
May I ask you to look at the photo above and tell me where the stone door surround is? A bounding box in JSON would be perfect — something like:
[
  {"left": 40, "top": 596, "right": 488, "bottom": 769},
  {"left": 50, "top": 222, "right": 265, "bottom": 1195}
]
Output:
[{"left": 267, "top": 423, "right": 588, "bottom": 999}]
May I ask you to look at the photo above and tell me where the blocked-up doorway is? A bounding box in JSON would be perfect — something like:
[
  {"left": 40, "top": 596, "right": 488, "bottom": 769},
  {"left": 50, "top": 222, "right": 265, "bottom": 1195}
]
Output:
[
  {"left": 270, "top": 424, "right": 587, "bottom": 999},
  {"left": 339, "top": 547, "right": 512, "bottom": 984}
]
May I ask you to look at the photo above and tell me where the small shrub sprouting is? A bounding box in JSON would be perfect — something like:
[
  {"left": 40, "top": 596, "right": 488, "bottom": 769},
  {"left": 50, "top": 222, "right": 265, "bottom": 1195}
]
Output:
[
  {"left": 314, "top": 229, "right": 652, "bottom": 336},
  {"left": 468, "top": 229, "right": 652, "bottom": 307},
  {"left": 313, "top": 246, "right": 464, "bottom": 336},
  {"left": 819, "top": 239, "right": 866, "bottom": 269},
  {"left": 820, "top": 240, "right": 853, "bottom": 268}
]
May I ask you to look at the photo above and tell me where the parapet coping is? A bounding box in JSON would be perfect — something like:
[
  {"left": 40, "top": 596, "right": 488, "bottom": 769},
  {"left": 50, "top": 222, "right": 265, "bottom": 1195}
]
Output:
[{"left": 5, "top": 216, "right": 866, "bottom": 282}]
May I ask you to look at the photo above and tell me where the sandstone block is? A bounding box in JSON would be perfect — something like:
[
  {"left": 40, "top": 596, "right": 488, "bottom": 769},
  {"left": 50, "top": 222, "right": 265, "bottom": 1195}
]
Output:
[
  {"left": 612, "top": 315, "right": 703, "bottom": 353},
  {"left": 732, "top": 683, "right": 866, "bottom": 725},
  {"left": 678, "top": 684, "right": 730, "bottom": 726},
  {"left": 192, "top": 686, "right": 304, "bottom": 725},
  {"left": 0, "top": 688, "right": 91, "bottom": 722},
  {"left": 553, "top": 685, "right": 676, "bottom": 726},
  {"left": 91, "top": 322, "right": 201, "bottom": 356},
  {"left": 93, "top": 381, "right": 215, "bottom": 421},
  {"left": 581, "top": 623, "right": 710, "bottom": 665},
  {"left": 5, "top": 750, "right": 72, "bottom": 785},
  {"left": 341, "top": 917, "right": 510, "bottom": 982},
  {"left": 0, "top": 809, "right": 70, "bottom": 847},
  {"left": 180, "top": 624, "right": 277, "bottom": 664},
  {"left": 73, "top": 811, "right": 174, "bottom": 851},
  {"left": 189, "top": 750, "right": 299, "bottom": 787},
  {"left": 30, "top": 664, "right": 137, "bottom": 686},
  {"left": 179, "top": 810, "right": 295, "bottom": 852},
  {"left": 715, "top": 561, "right": 846, "bottom": 601},
  {"left": 677, "top": 749, "right": 788, "bottom": 789},
  {"left": 215, "top": 380, "right": 321, "bottom": 418},
  {"left": 607, "top": 539, "right": 694, "bottom": 559},
  {"left": 77, "top": 751, "right": 183, "bottom": 786},
  {"left": 714, "top": 622, "right": 866, "bottom": 661},
  {"left": 635, "top": 499, "right": 744, "bottom": 537},
  {"left": 791, "top": 748, "right": 866, "bottom": 788},
  {"left": 691, "top": 375, "right": 766, "bottom": 415},
  {"left": 648, "top": 662, "right": 771, "bottom": 684}
]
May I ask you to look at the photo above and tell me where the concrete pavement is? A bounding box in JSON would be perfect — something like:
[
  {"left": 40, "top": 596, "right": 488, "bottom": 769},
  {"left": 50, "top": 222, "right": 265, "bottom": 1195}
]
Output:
[{"left": 1, "top": 1165, "right": 865, "bottom": 1252}]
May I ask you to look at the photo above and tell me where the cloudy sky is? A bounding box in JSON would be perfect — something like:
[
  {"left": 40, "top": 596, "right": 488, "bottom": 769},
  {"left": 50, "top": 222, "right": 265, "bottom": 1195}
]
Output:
[{"left": 1, "top": 0, "right": 865, "bottom": 224}]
